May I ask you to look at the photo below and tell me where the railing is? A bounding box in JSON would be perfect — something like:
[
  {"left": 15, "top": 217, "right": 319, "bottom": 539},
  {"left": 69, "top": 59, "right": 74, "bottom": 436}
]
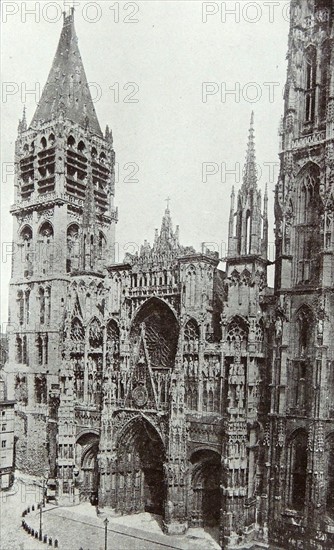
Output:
[{"left": 292, "top": 130, "right": 326, "bottom": 149}]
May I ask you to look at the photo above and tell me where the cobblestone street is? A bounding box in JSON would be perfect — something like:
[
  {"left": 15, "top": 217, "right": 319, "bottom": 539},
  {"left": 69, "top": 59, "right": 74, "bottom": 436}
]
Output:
[{"left": 1, "top": 477, "right": 220, "bottom": 550}]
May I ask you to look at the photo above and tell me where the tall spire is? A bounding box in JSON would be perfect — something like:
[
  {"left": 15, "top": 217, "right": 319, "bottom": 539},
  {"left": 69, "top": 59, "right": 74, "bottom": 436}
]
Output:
[
  {"left": 242, "top": 111, "right": 257, "bottom": 190},
  {"left": 30, "top": 9, "right": 102, "bottom": 136}
]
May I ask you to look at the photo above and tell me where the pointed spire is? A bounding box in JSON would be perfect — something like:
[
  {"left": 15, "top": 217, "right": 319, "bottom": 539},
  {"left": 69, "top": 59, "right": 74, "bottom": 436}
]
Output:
[
  {"left": 18, "top": 106, "right": 27, "bottom": 133},
  {"left": 242, "top": 111, "right": 257, "bottom": 190},
  {"left": 30, "top": 10, "right": 102, "bottom": 136}
]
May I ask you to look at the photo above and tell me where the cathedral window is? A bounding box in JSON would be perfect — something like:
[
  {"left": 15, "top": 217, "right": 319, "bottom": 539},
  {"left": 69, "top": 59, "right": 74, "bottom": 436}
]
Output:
[
  {"left": 320, "top": 40, "right": 330, "bottom": 121},
  {"left": 66, "top": 224, "right": 79, "bottom": 273},
  {"left": 296, "top": 305, "right": 314, "bottom": 357},
  {"left": 287, "top": 430, "right": 308, "bottom": 511},
  {"left": 17, "top": 291, "right": 24, "bottom": 325},
  {"left": 37, "top": 334, "right": 43, "bottom": 365},
  {"left": 41, "top": 137, "right": 47, "bottom": 149},
  {"left": 88, "top": 318, "right": 103, "bottom": 349},
  {"left": 246, "top": 210, "right": 251, "bottom": 254},
  {"left": 98, "top": 232, "right": 107, "bottom": 261},
  {"left": 16, "top": 336, "right": 23, "bottom": 363},
  {"left": 71, "top": 317, "right": 84, "bottom": 341},
  {"left": 35, "top": 374, "right": 47, "bottom": 404},
  {"left": 38, "top": 222, "right": 54, "bottom": 275},
  {"left": 39, "top": 287, "right": 45, "bottom": 325},
  {"left": 22, "top": 336, "right": 28, "bottom": 365},
  {"left": 295, "top": 166, "right": 322, "bottom": 284},
  {"left": 186, "top": 266, "right": 197, "bottom": 307},
  {"left": 227, "top": 316, "right": 248, "bottom": 354},
  {"left": 25, "top": 289, "right": 30, "bottom": 324},
  {"left": 20, "top": 226, "right": 33, "bottom": 277},
  {"left": 36, "top": 333, "right": 48, "bottom": 365},
  {"left": 305, "top": 46, "right": 316, "bottom": 123}
]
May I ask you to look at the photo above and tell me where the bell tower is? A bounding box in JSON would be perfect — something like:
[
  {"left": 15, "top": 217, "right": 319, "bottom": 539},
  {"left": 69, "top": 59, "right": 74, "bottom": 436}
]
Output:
[
  {"left": 221, "top": 113, "right": 270, "bottom": 548},
  {"left": 270, "top": 1, "right": 334, "bottom": 548},
  {"left": 6, "top": 8, "right": 117, "bottom": 475}
]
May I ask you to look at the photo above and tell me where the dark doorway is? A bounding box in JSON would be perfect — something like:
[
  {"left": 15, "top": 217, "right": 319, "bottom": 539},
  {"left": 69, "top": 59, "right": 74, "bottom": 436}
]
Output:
[
  {"left": 116, "top": 418, "right": 165, "bottom": 516},
  {"left": 190, "top": 450, "right": 221, "bottom": 527},
  {"left": 76, "top": 434, "right": 99, "bottom": 503}
]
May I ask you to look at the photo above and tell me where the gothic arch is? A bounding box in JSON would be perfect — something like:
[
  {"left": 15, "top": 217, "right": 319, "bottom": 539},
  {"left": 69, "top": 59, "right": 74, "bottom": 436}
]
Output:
[
  {"left": 116, "top": 414, "right": 165, "bottom": 450},
  {"left": 132, "top": 296, "right": 179, "bottom": 326},
  {"left": 114, "top": 415, "right": 166, "bottom": 515},
  {"left": 19, "top": 225, "right": 33, "bottom": 240},
  {"left": 75, "top": 428, "right": 100, "bottom": 442},
  {"left": 71, "top": 317, "right": 85, "bottom": 341},
  {"left": 88, "top": 317, "right": 103, "bottom": 349},
  {"left": 38, "top": 220, "right": 54, "bottom": 238},
  {"left": 286, "top": 428, "right": 308, "bottom": 511},
  {"left": 67, "top": 135, "right": 75, "bottom": 147},
  {"left": 76, "top": 432, "right": 99, "bottom": 502},
  {"left": 130, "top": 297, "right": 179, "bottom": 370},
  {"left": 226, "top": 315, "right": 249, "bottom": 354}
]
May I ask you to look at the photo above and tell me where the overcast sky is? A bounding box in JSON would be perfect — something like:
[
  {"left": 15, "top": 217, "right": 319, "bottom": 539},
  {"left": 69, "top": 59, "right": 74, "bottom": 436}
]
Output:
[{"left": 0, "top": 0, "right": 290, "bottom": 325}]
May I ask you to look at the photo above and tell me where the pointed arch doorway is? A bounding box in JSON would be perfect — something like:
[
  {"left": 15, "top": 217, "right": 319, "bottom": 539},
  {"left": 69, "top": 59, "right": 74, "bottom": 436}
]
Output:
[
  {"left": 190, "top": 449, "right": 221, "bottom": 527},
  {"left": 76, "top": 433, "right": 99, "bottom": 503},
  {"left": 115, "top": 417, "right": 165, "bottom": 515}
]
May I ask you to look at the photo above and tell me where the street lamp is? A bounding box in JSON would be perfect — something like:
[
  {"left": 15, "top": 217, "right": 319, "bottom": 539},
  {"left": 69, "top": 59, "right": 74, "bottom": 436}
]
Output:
[
  {"left": 39, "top": 475, "right": 47, "bottom": 541},
  {"left": 39, "top": 483, "right": 44, "bottom": 540},
  {"left": 104, "top": 517, "right": 109, "bottom": 550}
]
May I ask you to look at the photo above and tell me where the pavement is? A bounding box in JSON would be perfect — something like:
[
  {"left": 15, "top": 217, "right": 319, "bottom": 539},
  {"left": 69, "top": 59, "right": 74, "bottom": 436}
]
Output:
[
  {"left": 0, "top": 475, "right": 220, "bottom": 550},
  {"left": 26, "top": 501, "right": 221, "bottom": 550}
]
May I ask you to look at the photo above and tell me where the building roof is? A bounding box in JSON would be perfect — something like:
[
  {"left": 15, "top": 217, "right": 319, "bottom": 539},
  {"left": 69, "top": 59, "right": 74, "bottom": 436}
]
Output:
[{"left": 30, "top": 9, "right": 103, "bottom": 137}]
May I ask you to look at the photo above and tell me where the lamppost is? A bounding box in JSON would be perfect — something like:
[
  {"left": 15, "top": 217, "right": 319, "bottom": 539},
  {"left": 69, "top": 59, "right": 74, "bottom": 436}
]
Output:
[
  {"left": 39, "top": 475, "right": 47, "bottom": 541},
  {"left": 104, "top": 517, "right": 109, "bottom": 550},
  {"left": 39, "top": 479, "right": 45, "bottom": 540}
]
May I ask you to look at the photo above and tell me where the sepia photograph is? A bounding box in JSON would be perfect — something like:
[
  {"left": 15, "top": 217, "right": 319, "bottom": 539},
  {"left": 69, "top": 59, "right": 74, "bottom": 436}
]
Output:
[{"left": 0, "top": 1, "right": 333, "bottom": 548}]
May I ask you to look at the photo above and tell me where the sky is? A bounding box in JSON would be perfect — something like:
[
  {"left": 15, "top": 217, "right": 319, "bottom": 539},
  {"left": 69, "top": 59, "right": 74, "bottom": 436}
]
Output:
[{"left": 0, "top": 0, "right": 290, "bottom": 325}]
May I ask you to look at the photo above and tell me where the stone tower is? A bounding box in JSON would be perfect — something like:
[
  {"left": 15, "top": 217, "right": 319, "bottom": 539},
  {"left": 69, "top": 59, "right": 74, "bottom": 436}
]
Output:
[
  {"left": 270, "top": 1, "right": 334, "bottom": 548},
  {"left": 6, "top": 8, "right": 116, "bottom": 475},
  {"left": 221, "top": 113, "right": 270, "bottom": 548}
]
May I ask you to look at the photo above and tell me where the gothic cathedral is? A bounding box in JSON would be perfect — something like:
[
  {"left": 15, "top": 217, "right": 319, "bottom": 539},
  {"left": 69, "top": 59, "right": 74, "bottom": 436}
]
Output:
[{"left": 3, "top": 2, "right": 334, "bottom": 548}]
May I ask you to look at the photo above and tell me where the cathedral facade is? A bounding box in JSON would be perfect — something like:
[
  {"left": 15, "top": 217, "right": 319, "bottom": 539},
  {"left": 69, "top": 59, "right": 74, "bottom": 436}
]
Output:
[{"left": 3, "top": 1, "right": 334, "bottom": 548}]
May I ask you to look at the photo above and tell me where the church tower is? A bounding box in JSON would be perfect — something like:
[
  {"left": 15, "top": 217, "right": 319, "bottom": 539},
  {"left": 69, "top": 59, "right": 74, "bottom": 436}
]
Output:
[
  {"left": 6, "top": 8, "right": 116, "bottom": 475},
  {"left": 270, "top": 1, "right": 334, "bottom": 548},
  {"left": 221, "top": 114, "right": 270, "bottom": 548}
]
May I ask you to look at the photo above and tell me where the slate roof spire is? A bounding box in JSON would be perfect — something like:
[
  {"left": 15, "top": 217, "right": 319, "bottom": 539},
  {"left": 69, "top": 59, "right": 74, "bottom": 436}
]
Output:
[{"left": 30, "top": 7, "right": 102, "bottom": 136}]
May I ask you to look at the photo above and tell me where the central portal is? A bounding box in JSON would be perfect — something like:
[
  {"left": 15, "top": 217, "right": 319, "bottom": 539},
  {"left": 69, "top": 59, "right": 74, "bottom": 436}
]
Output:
[{"left": 115, "top": 417, "right": 165, "bottom": 515}]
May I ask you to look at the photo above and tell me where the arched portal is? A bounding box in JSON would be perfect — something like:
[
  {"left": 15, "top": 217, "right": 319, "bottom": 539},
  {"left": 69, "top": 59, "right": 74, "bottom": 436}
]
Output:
[
  {"left": 114, "top": 417, "right": 165, "bottom": 515},
  {"left": 76, "top": 432, "right": 99, "bottom": 503},
  {"left": 190, "top": 449, "right": 221, "bottom": 527}
]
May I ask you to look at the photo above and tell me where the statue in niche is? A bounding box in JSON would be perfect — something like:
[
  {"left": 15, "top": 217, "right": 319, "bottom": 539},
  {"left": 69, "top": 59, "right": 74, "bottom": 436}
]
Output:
[
  {"left": 194, "top": 358, "right": 199, "bottom": 377},
  {"left": 183, "top": 357, "right": 188, "bottom": 374},
  {"left": 110, "top": 378, "right": 117, "bottom": 400},
  {"left": 188, "top": 357, "right": 194, "bottom": 376},
  {"left": 275, "top": 317, "right": 283, "bottom": 339},
  {"left": 214, "top": 359, "right": 220, "bottom": 377},
  {"left": 202, "top": 358, "right": 208, "bottom": 377},
  {"left": 237, "top": 364, "right": 244, "bottom": 377}
]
